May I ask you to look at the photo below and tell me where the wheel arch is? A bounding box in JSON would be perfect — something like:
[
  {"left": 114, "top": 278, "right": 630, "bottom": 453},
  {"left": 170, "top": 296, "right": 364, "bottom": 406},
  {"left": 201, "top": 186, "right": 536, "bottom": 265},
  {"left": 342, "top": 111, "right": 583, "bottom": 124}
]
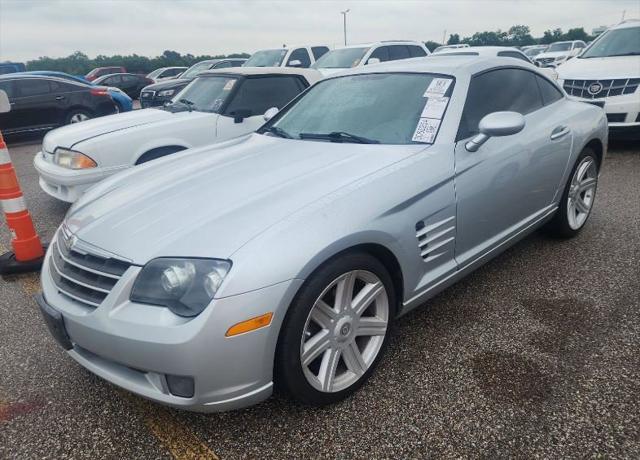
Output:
[
  {"left": 582, "top": 138, "right": 604, "bottom": 167},
  {"left": 134, "top": 144, "right": 189, "bottom": 165}
]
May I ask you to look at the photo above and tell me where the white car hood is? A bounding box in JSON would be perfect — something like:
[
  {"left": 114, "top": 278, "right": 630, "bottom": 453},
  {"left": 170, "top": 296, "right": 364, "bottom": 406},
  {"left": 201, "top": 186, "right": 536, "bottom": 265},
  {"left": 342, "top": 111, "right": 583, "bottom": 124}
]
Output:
[
  {"left": 42, "top": 109, "right": 176, "bottom": 152},
  {"left": 317, "top": 68, "right": 349, "bottom": 76},
  {"left": 65, "top": 134, "right": 423, "bottom": 264},
  {"left": 557, "top": 56, "right": 640, "bottom": 80}
]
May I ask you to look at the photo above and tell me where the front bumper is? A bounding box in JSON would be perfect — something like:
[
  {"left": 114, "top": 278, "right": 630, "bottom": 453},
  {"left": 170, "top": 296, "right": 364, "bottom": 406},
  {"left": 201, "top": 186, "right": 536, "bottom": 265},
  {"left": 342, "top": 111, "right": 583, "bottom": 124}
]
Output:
[
  {"left": 34, "top": 152, "right": 121, "bottom": 203},
  {"left": 38, "top": 243, "right": 303, "bottom": 412}
]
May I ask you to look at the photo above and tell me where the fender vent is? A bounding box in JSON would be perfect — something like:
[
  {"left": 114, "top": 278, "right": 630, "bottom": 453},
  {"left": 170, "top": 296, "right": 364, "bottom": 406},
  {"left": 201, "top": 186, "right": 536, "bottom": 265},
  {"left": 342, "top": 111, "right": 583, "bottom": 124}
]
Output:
[{"left": 415, "top": 216, "right": 455, "bottom": 262}]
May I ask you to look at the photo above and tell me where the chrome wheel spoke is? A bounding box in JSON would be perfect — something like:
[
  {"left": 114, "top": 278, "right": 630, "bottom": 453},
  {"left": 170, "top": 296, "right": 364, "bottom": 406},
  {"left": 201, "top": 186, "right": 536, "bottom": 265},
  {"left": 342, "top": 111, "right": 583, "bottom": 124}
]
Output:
[
  {"left": 311, "top": 299, "right": 337, "bottom": 328},
  {"left": 334, "top": 272, "right": 356, "bottom": 312},
  {"left": 578, "top": 177, "right": 597, "bottom": 194},
  {"left": 301, "top": 330, "right": 331, "bottom": 366},
  {"left": 318, "top": 348, "right": 341, "bottom": 392},
  {"left": 566, "top": 156, "right": 598, "bottom": 231},
  {"left": 351, "top": 281, "right": 383, "bottom": 317},
  {"left": 342, "top": 341, "right": 367, "bottom": 376},
  {"left": 356, "top": 317, "right": 387, "bottom": 336},
  {"left": 575, "top": 197, "right": 590, "bottom": 214}
]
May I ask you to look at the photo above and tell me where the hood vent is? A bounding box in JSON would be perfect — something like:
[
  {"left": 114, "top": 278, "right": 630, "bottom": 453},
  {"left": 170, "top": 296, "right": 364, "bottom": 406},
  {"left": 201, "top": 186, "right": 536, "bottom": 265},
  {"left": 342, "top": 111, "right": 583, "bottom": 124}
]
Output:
[{"left": 415, "top": 215, "right": 455, "bottom": 262}]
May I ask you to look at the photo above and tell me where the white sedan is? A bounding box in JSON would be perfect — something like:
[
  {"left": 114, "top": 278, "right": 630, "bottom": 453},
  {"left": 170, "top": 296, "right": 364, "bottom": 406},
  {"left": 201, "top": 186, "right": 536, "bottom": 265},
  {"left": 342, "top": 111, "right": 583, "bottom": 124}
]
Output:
[{"left": 34, "top": 67, "right": 321, "bottom": 202}]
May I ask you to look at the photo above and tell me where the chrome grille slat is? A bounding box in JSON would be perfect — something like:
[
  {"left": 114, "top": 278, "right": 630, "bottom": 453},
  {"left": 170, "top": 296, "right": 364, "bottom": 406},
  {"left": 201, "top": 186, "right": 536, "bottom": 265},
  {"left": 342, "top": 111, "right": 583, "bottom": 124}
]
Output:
[
  {"left": 50, "top": 249, "right": 111, "bottom": 294},
  {"left": 563, "top": 78, "right": 640, "bottom": 99},
  {"left": 55, "top": 240, "right": 122, "bottom": 280}
]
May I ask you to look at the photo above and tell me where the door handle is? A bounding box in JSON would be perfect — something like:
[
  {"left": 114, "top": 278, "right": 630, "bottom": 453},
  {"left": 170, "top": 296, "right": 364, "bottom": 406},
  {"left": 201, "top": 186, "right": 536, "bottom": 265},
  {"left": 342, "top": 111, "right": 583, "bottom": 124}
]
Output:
[
  {"left": 550, "top": 125, "right": 570, "bottom": 140},
  {"left": 55, "top": 96, "right": 65, "bottom": 101}
]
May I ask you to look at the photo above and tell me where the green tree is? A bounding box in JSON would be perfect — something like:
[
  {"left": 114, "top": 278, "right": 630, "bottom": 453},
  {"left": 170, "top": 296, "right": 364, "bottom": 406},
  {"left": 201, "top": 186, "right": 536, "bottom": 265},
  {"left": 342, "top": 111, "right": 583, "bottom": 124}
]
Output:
[
  {"left": 424, "top": 41, "right": 442, "bottom": 52},
  {"left": 507, "top": 25, "right": 535, "bottom": 46},
  {"left": 447, "top": 34, "right": 460, "bottom": 45}
]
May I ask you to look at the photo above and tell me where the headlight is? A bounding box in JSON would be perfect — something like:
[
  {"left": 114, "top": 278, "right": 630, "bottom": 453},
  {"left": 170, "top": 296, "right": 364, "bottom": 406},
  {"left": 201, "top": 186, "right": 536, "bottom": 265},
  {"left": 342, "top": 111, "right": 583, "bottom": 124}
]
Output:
[
  {"left": 54, "top": 148, "right": 97, "bottom": 169},
  {"left": 158, "top": 89, "right": 175, "bottom": 97},
  {"left": 130, "top": 258, "right": 231, "bottom": 317}
]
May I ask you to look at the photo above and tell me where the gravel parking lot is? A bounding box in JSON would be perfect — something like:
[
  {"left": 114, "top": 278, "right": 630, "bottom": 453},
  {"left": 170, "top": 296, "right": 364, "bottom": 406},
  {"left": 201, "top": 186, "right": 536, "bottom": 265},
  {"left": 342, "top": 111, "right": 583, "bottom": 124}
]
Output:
[{"left": 0, "top": 137, "right": 638, "bottom": 459}]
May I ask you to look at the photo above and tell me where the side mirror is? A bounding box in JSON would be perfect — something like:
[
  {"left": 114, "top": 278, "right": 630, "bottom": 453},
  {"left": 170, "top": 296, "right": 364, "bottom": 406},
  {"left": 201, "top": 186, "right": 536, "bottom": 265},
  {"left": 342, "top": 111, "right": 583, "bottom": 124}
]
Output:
[
  {"left": 534, "top": 60, "right": 541, "bottom": 67},
  {"left": 263, "top": 107, "right": 279, "bottom": 122},
  {"left": 232, "top": 109, "right": 252, "bottom": 123},
  {"left": 288, "top": 59, "right": 302, "bottom": 67},
  {"left": 0, "top": 90, "right": 10, "bottom": 113},
  {"left": 366, "top": 57, "right": 381, "bottom": 65},
  {"left": 465, "top": 111, "right": 525, "bottom": 152}
]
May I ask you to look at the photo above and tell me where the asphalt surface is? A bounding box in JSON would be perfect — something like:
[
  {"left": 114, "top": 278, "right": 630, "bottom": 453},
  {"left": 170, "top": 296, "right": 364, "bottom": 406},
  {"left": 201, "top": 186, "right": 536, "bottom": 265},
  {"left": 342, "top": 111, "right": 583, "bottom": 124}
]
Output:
[{"left": 1, "top": 136, "right": 639, "bottom": 459}]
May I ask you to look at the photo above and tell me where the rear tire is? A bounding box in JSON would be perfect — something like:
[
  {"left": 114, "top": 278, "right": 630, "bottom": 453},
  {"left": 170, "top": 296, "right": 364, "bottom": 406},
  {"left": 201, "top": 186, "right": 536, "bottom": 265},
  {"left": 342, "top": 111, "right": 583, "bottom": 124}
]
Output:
[
  {"left": 544, "top": 147, "right": 599, "bottom": 238},
  {"left": 66, "top": 109, "right": 92, "bottom": 124},
  {"left": 275, "top": 252, "right": 396, "bottom": 406}
]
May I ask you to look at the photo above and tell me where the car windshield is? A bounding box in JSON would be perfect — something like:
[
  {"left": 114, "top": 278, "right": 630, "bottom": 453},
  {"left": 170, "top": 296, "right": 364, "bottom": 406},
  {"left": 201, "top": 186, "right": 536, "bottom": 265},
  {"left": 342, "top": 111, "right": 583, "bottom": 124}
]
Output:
[
  {"left": 548, "top": 42, "right": 572, "bottom": 52},
  {"left": 312, "top": 47, "right": 368, "bottom": 69},
  {"left": 147, "top": 69, "right": 164, "bottom": 79},
  {"left": 243, "top": 49, "right": 287, "bottom": 67},
  {"left": 262, "top": 73, "right": 453, "bottom": 144},
  {"left": 524, "top": 48, "right": 545, "bottom": 57},
  {"left": 168, "top": 76, "right": 237, "bottom": 113},
  {"left": 181, "top": 61, "right": 215, "bottom": 79},
  {"left": 580, "top": 27, "right": 640, "bottom": 58}
]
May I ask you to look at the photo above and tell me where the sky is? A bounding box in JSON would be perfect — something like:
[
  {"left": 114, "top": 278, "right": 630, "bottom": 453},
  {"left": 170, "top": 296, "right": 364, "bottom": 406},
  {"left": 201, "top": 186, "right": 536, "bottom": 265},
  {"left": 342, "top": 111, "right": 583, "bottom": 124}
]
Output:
[{"left": 1, "top": 0, "right": 638, "bottom": 62}]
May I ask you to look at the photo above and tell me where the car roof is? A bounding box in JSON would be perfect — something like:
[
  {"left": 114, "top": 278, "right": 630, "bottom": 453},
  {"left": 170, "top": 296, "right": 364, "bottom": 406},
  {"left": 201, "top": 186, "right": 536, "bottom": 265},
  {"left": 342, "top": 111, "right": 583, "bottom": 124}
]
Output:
[
  {"left": 199, "top": 66, "right": 323, "bottom": 84},
  {"left": 610, "top": 19, "right": 640, "bottom": 30},
  {"left": 435, "top": 46, "right": 525, "bottom": 56},
  {"left": 338, "top": 40, "right": 425, "bottom": 50},
  {"left": 331, "top": 55, "right": 537, "bottom": 78},
  {"left": 0, "top": 73, "right": 91, "bottom": 85}
]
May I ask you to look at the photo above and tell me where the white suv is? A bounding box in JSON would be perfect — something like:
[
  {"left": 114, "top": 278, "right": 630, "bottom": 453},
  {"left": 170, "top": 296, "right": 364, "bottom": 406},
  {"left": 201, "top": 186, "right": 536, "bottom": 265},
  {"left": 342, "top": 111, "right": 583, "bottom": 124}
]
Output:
[
  {"left": 534, "top": 40, "right": 587, "bottom": 67},
  {"left": 311, "top": 41, "right": 430, "bottom": 76},
  {"left": 557, "top": 20, "right": 640, "bottom": 135},
  {"left": 243, "top": 46, "right": 330, "bottom": 68}
]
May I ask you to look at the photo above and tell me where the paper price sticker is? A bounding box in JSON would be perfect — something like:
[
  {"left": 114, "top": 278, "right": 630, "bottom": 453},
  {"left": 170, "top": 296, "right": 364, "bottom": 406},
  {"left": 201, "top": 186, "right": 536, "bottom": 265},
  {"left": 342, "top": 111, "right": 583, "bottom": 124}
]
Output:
[
  {"left": 412, "top": 118, "right": 440, "bottom": 144},
  {"left": 424, "top": 78, "right": 452, "bottom": 97},
  {"left": 421, "top": 96, "right": 449, "bottom": 119},
  {"left": 223, "top": 80, "right": 236, "bottom": 91}
]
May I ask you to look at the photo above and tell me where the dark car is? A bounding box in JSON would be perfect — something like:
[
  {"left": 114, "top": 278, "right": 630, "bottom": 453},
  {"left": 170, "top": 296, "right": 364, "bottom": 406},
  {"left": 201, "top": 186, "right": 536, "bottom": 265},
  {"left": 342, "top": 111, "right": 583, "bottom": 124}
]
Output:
[
  {"left": 139, "top": 58, "right": 247, "bottom": 108},
  {"left": 0, "top": 74, "right": 117, "bottom": 136},
  {"left": 85, "top": 66, "right": 126, "bottom": 82},
  {"left": 0, "top": 62, "right": 26, "bottom": 75},
  {"left": 92, "top": 73, "right": 154, "bottom": 100}
]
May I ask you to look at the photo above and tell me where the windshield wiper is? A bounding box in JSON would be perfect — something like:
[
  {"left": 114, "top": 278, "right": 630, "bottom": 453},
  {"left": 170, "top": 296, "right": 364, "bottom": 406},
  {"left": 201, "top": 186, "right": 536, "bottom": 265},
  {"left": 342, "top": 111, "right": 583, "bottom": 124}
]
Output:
[
  {"left": 299, "top": 131, "right": 379, "bottom": 144},
  {"left": 177, "top": 98, "right": 196, "bottom": 112},
  {"left": 263, "top": 126, "right": 293, "bottom": 139}
]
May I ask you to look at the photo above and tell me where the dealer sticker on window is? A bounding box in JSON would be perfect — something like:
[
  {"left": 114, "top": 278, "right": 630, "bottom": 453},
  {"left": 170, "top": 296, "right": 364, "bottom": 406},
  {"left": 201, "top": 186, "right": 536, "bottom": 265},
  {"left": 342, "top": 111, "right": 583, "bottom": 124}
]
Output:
[
  {"left": 423, "top": 78, "right": 452, "bottom": 98},
  {"left": 223, "top": 80, "right": 235, "bottom": 91},
  {"left": 421, "top": 96, "right": 449, "bottom": 119},
  {"left": 412, "top": 118, "right": 441, "bottom": 144}
]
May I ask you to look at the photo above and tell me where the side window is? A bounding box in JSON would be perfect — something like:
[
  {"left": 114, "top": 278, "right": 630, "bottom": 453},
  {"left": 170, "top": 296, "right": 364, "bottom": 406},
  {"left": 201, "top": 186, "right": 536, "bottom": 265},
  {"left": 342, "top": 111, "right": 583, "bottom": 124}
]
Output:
[
  {"left": 536, "top": 75, "right": 563, "bottom": 106},
  {"left": 122, "top": 74, "right": 137, "bottom": 82},
  {"left": 0, "top": 80, "right": 15, "bottom": 98},
  {"left": 574, "top": 42, "right": 585, "bottom": 49},
  {"left": 457, "top": 68, "right": 543, "bottom": 140},
  {"left": 368, "top": 46, "right": 390, "bottom": 62},
  {"left": 15, "top": 79, "right": 51, "bottom": 97},
  {"left": 312, "top": 46, "right": 330, "bottom": 60},
  {"left": 287, "top": 48, "right": 311, "bottom": 67},
  {"left": 388, "top": 45, "right": 411, "bottom": 61},
  {"left": 409, "top": 46, "right": 427, "bottom": 57},
  {"left": 225, "top": 76, "right": 307, "bottom": 116},
  {"left": 102, "top": 75, "right": 121, "bottom": 85},
  {"left": 214, "top": 61, "right": 232, "bottom": 69},
  {"left": 497, "top": 51, "right": 530, "bottom": 63}
]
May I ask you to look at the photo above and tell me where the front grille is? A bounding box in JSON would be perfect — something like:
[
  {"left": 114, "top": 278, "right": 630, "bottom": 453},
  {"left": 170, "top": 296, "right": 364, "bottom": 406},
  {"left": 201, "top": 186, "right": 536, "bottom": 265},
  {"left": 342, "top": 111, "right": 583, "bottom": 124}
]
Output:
[
  {"left": 415, "top": 216, "right": 456, "bottom": 262},
  {"left": 537, "top": 57, "right": 555, "bottom": 66},
  {"left": 606, "top": 113, "right": 627, "bottom": 123},
  {"left": 563, "top": 78, "right": 640, "bottom": 99},
  {"left": 49, "top": 230, "right": 131, "bottom": 308}
]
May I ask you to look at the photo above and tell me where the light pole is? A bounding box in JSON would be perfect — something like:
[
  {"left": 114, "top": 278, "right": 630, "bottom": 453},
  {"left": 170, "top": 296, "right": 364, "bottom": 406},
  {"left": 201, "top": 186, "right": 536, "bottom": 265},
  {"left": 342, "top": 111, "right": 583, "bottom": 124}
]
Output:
[{"left": 341, "top": 9, "right": 350, "bottom": 46}]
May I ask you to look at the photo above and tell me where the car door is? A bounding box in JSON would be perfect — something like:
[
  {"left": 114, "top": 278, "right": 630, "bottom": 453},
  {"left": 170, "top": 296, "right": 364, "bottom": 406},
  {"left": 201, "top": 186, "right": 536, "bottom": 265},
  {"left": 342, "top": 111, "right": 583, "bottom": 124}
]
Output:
[
  {"left": 121, "top": 74, "right": 141, "bottom": 98},
  {"left": 0, "top": 79, "right": 15, "bottom": 132},
  {"left": 388, "top": 45, "right": 411, "bottom": 62},
  {"left": 10, "top": 78, "right": 60, "bottom": 131},
  {"left": 218, "top": 75, "right": 308, "bottom": 139},
  {"left": 367, "top": 46, "right": 390, "bottom": 64},
  {"left": 453, "top": 67, "right": 572, "bottom": 267}
]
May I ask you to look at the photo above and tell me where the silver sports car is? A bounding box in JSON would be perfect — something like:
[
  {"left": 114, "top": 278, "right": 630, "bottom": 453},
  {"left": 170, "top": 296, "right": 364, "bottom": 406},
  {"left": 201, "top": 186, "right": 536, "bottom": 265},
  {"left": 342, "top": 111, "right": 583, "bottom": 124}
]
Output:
[{"left": 37, "top": 56, "right": 608, "bottom": 412}]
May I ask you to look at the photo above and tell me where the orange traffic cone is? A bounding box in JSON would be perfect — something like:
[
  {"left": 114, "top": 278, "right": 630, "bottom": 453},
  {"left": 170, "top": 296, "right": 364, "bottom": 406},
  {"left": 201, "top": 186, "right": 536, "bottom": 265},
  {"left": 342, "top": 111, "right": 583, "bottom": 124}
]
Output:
[{"left": 0, "top": 132, "right": 46, "bottom": 276}]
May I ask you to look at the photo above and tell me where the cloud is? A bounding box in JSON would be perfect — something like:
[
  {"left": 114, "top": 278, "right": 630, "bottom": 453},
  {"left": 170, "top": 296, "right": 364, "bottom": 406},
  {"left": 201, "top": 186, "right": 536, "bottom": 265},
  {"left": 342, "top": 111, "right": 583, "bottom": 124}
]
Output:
[{"left": 0, "top": 0, "right": 638, "bottom": 61}]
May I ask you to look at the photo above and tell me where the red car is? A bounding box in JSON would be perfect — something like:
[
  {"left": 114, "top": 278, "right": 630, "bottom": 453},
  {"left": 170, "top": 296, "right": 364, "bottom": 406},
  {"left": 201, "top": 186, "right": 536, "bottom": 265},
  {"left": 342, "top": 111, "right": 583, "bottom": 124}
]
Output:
[{"left": 85, "top": 66, "right": 126, "bottom": 82}]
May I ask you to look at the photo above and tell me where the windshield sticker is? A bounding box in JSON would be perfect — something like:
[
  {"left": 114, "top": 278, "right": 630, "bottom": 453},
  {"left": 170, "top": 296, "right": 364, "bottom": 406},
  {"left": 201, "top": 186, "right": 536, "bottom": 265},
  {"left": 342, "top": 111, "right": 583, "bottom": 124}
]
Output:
[
  {"left": 424, "top": 78, "right": 452, "bottom": 97},
  {"left": 223, "top": 80, "right": 235, "bottom": 91},
  {"left": 421, "top": 96, "right": 449, "bottom": 119},
  {"left": 211, "top": 98, "right": 224, "bottom": 111},
  {"left": 412, "top": 118, "right": 441, "bottom": 144}
]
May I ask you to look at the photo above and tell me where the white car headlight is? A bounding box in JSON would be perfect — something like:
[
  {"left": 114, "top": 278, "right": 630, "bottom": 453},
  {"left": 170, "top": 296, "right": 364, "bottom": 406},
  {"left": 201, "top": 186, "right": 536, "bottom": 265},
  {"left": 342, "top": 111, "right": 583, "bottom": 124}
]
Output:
[
  {"left": 130, "top": 258, "right": 231, "bottom": 317},
  {"left": 54, "top": 148, "right": 97, "bottom": 169},
  {"left": 158, "top": 89, "right": 175, "bottom": 97}
]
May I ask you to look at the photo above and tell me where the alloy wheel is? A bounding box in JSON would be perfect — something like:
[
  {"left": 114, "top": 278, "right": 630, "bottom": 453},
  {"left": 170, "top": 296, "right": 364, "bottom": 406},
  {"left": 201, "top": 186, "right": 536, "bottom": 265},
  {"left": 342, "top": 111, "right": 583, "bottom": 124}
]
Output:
[
  {"left": 300, "top": 270, "right": 389, "bottom": 393},
  {"left": 70, "top": 113, "right": 89, "bottom": 123},
  {"left": 567, "top": 155, "right": 598, "bottom": 230}
]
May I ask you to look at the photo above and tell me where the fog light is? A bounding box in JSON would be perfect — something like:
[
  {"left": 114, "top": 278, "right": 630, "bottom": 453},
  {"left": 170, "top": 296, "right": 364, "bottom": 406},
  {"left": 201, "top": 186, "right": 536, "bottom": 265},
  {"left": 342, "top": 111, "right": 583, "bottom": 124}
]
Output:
[{"left": 166, "top": 374, "right": 194, "bottom": 398}]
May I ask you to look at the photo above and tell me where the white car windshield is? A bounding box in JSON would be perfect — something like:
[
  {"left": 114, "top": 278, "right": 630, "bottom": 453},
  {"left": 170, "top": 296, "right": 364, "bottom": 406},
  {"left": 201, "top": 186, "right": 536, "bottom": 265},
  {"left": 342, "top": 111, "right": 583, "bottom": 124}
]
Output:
[
  {"left": 580, "top": 26, "right": 640, "bottom": 58},
  {"left": 181, "top": 61, "right": 215, "bottom": 79},
  {"left": 524, "top": 48, "right": 546, "bottom": 57},
  {"left": 262, "top": 73, "right": 454, "bottom": 145},
  {"left": 147, "top": 69, "right": 164, "bottom": 79},
  {"left": 548, "top": 42, "right": 573, "bottom": 52},
  {"left": 243, "top": 49, "right": 287, "bottom": 67},
  {"left": 169, "top": 76, "right": 237, "bottom": 113},
  {"left": 312, "top": 47, "right": 368, "bottom": 69}
]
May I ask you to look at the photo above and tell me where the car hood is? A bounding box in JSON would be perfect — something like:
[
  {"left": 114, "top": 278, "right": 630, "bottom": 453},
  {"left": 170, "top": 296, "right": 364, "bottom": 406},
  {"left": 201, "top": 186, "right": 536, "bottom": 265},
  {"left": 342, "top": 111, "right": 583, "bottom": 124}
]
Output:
[
  {"left": 142, "top": 78, "right": 192, "bottom": 92},
  {"left": 42, "top": 109, "right": 181, "bottom": 151},
  {"left": 317, "top": 68, "right": 349, "bottom": 76},
  {"left": 557, "top": 56, "right": 640, "bottom": 79},
  {"left": 65, "top": 134, "right": 423, "bottom": 264}
]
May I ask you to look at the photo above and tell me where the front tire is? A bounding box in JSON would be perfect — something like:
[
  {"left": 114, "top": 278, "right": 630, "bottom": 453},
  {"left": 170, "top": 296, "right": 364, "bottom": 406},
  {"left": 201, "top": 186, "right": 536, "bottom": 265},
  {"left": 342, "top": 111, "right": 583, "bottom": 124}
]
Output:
[
  {"left": 275, "top": 252, "right": 396, "bottom": 406},
  {"left": 544, "top": 147, "right": 599, "bottom": 238}
]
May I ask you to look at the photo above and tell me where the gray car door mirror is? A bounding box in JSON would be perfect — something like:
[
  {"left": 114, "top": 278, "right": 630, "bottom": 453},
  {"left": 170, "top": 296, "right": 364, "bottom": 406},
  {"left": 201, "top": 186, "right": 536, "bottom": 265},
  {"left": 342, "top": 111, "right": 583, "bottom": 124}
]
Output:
[
  {"left": 263, "top": 107, "right": 279, "bottom": 122},
  {"left": 232, "top": 109, "right": 252, "bottom": 124},
  {"left": 0, "top": 90, "right": 10, "bottom": 113},
  {"left": 465, "top": 111, "right": 525, "bottom": 152}
]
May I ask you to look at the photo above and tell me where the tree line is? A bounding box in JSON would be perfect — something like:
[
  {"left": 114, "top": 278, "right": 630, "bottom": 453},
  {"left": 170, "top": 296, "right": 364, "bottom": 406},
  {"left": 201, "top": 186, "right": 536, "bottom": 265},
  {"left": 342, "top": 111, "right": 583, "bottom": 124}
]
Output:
[
  {"left": 424, "top": 25, "right": 594, "bottom": 51},
  {"left": 23, "top": 24, "right": 595, "bottom": 75}
]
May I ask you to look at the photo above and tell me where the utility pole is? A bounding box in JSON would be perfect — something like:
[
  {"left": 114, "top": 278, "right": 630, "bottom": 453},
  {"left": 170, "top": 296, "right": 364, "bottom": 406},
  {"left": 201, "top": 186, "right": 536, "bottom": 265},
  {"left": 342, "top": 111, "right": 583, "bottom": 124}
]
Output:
[
  {"left": 341, "top": 9, "right": 350, "bottom": 46},
  {"left": 442, "top": 29, "right": 447, "bottom": 44}
]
